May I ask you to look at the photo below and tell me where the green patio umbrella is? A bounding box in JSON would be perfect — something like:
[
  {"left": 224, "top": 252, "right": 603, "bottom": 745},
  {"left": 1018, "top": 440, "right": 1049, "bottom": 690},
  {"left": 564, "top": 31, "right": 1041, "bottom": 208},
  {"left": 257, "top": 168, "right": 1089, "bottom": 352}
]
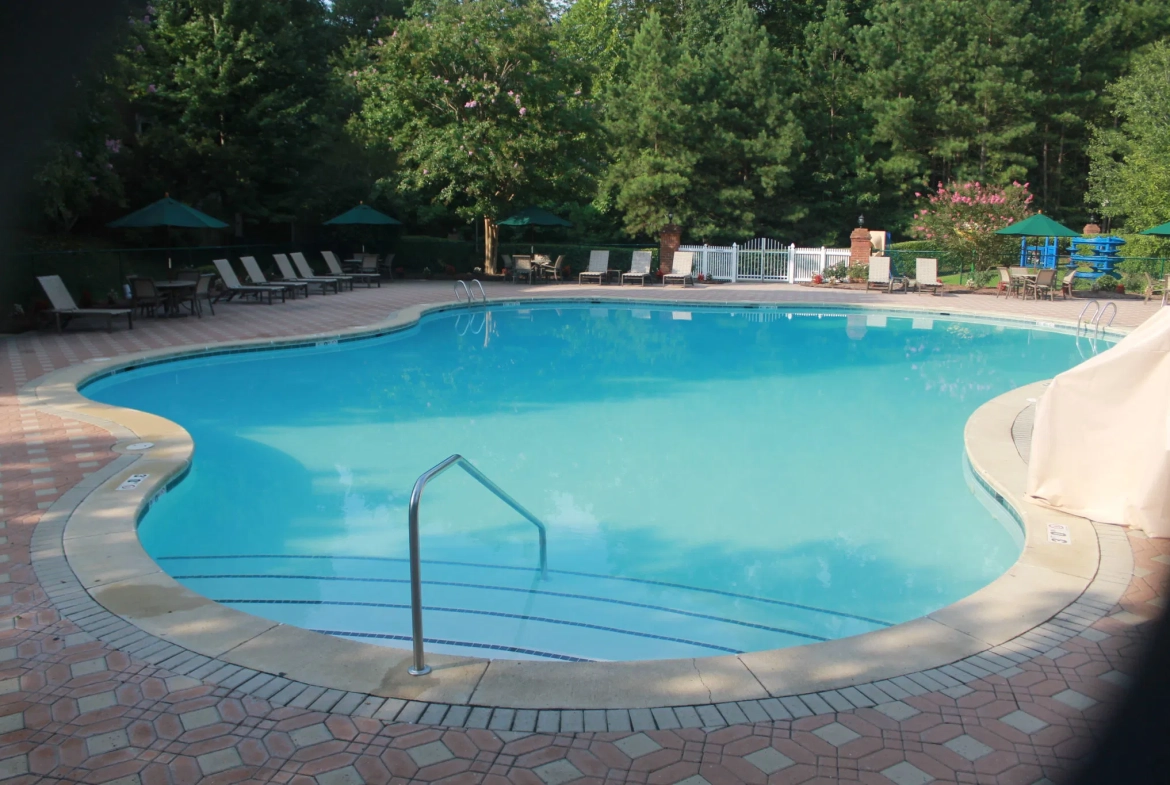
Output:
[
  {"left": 323, "top": 204, "right": 402, "bottom": 226},
  {"left": 496, "top": 206, "right": 572, "bottom": 227},
  {"left": 107, "top": 195, "right": 229, "bottom": 229},
  {"left": 1138, "top": 220, "right": 1170, "bottom": 236},
  {"left": 994, "top": 214, "right": 1080, "bottom": 237}
]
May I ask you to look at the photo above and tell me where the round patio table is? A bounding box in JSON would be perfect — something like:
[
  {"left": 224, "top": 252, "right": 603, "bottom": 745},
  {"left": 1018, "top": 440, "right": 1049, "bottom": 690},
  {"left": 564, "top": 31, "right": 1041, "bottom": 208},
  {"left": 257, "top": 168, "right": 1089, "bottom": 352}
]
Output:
[{"left": 154, "top": 280, "right": 196, "bottom": 317}]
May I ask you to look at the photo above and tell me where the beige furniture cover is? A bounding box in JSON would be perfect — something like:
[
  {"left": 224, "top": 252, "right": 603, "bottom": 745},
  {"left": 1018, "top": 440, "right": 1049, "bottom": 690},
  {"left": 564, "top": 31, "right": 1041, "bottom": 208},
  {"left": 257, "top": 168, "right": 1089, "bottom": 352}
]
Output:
[{"left": 1027, "top": 307, "right": 1170, "bottom": 538}]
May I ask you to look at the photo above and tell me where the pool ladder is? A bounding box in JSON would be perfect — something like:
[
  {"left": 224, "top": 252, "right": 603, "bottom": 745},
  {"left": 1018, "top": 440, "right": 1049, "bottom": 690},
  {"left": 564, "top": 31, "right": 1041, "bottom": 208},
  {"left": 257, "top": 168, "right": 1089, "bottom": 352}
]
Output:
[
  {"left": 454, "top": 279, "right": 487, "bottom": 304},
  {"left": 1076, "top": 300, "right": 1116, "bottom": 336},
  {"left": 405, "top": 454, "right": 548, "bottom": 676}
]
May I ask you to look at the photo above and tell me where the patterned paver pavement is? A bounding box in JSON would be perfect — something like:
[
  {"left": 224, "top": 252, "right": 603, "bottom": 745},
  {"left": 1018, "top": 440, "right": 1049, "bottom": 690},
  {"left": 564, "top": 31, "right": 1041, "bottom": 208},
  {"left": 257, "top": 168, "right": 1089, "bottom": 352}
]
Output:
[{"left": 1, "top": 281, "right": 1166, "bottom": 784}]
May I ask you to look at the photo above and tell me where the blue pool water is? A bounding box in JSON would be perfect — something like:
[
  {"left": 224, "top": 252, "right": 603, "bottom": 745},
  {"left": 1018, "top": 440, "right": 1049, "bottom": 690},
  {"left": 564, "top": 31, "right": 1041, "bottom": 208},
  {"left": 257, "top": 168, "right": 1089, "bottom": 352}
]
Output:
[{"left": 85, "top": 304, "right": 1098, "bottom": 662}]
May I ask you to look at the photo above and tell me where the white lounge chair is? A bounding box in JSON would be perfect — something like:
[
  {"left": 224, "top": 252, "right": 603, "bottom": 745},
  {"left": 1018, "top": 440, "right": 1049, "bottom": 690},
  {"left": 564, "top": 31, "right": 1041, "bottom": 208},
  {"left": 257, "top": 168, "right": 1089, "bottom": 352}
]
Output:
[
  {"left": 241, "top": 256, "right": 308, "bottom": 299},
  {"left": 662, "top": 252, "right": 694, "bottom": 287},
  {"left": 292, "top": 252, "right": 353, "bottom": 290},
  {"left": 211, "top": 259, "right": 286, "bottom": 304},
  {"left": 273, "top": 254, "right": 339, "bottom": 294},
  {"left": 622, "top": 251, "right": 653, "bottom": 286},
  {"left": 913, "top": 258, "right": 944, "bottom": 295},
  {"left": 37, "top": 275, "right": 132, "bottom": 332},
  {"left": 866, "top": 256, "right": 906, "bottom": 293},
  {"left": 578, "top": 251, "right": 612, "bottom": 284},
  {"left": 324, "top": 251, "right": 379, "bottom": 288}
]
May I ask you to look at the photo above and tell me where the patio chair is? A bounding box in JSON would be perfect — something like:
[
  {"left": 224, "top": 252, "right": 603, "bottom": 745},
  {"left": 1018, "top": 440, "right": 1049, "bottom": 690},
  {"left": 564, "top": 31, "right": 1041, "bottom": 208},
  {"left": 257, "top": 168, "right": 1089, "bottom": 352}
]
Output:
[
  {"left": 37, "top": 275, "right": 132, "bottom": 333},
  {"left": 536, "top": 254, "right": 564, "bottom": 282},
  {"left": 128, "top": 276, "right": 163, "bottom": 317},
  {"left": 376, "top": 253, "right": 395, "bottom": 279},
  {"left": 273, "top": 253, "right": 340, "bottom": 294},
  {"left": 360, "top": 254, "right": 385, "bottom": 280},
  {"left": 211, "top": 259, "right": 286, "bottom": 304},
  {"left": 663, "top": 252, "right": 695, "bottom": 287},
  {"left": 293, "top": 252, "right": 353, "bottom": 291},
  {"left": 913, "top": 258, "right": 944, "bottom": 295},
  {"left": 511, "top": 255, "right": 535, "bottom": 283},
  {"left": 866, "top": 256, "right": 906, "bottom": 293},
  {"left": 579, "top": 250, "right": 611, "bottom": 284},
  {"left": 241, "top": 256, "right": 308, "bottom": 299},
  {"left": 175, "top": 270, "right": 215, "bottom": 316},
  {"left": 996, "top": 267, "right": 1013, "bottom": 298},
  {"left": 1143, "top": 273, "right": 1169, "bottom": 305},
  {"left": 1024, "top": 268, "right": 1057, "bottom": 301},
  {"left": 622, "top": 251, "right": 653, "bottom": 286},
  {"left": 1060, "top": 269, "right": 1078, "bottom": 300},
  {"left": 324, "top": 251, "right": 379, "bottom": 288}
]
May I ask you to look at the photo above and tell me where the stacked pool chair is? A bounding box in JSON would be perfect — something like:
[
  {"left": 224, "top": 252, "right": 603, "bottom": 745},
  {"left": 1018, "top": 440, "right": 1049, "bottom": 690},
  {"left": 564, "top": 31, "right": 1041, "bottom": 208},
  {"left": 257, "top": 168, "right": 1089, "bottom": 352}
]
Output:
[{"left": 1069, "top": 235, "right": 1125, "bottom": 281}]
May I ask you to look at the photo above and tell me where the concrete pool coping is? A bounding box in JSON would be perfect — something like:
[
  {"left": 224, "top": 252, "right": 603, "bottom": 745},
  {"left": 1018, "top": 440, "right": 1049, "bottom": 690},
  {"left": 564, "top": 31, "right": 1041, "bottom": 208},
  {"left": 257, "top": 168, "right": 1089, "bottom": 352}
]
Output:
[{"left": 23, "top": 296, "right": 1126, "bottom": 718}]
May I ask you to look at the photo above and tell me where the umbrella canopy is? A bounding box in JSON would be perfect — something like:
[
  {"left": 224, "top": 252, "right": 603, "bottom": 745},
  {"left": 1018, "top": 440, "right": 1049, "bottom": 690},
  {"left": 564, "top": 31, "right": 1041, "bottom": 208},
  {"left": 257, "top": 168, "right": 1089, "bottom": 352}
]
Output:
[
  {"left": 107, "top": 196, "right": 228, "bottom": 229},
  {"left": 995, "top": 214, "right": 1080, "bottom": 237},
  {"left": 1138, "top": 220, "right": 1170, "bottom": 236},
  {"left": 496, "top": 206, "right": 572, "bottom": 227},
  {"left": 323, "top": 204, "right": 402, "bottom": 226}
]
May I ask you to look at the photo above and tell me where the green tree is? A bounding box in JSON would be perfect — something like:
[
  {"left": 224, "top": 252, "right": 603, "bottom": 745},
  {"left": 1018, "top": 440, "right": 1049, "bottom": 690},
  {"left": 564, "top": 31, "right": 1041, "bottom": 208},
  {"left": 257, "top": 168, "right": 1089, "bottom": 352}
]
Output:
[
  {"left": 604, "top": 3, "right": 801, "bottom": 240},
  {"left": 119, "top": 0, "right": 344, "bottom": 227},
  {"left": 557, "top": 0, "right": 623, "bottom": 95},
  {"left": 1087, "top": 41, "right": 1170, "bottom": 232},
  {"left": 351, "top": 0, "right": 596, "bottom": 272}
]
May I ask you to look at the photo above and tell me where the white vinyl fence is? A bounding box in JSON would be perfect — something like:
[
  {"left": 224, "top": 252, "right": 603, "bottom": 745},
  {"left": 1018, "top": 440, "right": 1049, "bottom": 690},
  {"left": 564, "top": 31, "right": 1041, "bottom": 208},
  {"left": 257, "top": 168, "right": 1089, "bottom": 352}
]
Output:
[{"left": 681, "top": 238, "right": 851, "bottom": 283}]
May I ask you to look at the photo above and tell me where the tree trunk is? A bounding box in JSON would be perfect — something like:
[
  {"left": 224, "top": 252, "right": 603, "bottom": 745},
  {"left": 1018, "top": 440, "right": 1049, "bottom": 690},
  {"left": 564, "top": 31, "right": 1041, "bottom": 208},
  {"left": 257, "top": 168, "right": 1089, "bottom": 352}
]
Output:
[{"left": 483, "top": 216, "right": 499, "bottom": 275}]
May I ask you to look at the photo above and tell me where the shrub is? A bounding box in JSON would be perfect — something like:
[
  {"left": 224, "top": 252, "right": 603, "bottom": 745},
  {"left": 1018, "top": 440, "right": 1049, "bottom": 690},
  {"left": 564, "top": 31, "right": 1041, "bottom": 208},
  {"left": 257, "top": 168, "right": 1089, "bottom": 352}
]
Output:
[{"left": 908, "top": 181, "right": 1034, "bottom": 274}]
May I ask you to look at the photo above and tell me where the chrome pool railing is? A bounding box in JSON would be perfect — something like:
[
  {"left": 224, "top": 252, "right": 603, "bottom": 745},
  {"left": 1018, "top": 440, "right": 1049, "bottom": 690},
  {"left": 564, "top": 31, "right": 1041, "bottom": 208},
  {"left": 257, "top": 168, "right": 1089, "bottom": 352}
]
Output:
[
  {"left": 453, "top": 279, "right": 487, "bottom": 304},
  {"left": 406, "top": 454, "right": 548, "bottom": 676}
]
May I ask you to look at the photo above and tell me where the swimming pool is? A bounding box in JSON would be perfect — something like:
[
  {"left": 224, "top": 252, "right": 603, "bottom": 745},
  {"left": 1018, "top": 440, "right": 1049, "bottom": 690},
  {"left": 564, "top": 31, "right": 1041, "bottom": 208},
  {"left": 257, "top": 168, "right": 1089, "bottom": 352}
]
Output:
[{"left": 84, "top": 303, "right": 1097, "bottom": 663}]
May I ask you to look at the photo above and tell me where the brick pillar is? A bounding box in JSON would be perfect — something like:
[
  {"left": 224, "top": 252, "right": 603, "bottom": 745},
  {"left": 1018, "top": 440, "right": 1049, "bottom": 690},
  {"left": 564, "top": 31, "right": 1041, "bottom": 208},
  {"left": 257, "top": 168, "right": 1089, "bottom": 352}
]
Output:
[
  {"left": 850, "top": 227, "right": 871, "bottom": 265},
  {"left": 659, "top": 224, "right": 682, "bottom": 275},
  {"left": 1082, "top": 223, "right": 1101, "bottom": 235}
]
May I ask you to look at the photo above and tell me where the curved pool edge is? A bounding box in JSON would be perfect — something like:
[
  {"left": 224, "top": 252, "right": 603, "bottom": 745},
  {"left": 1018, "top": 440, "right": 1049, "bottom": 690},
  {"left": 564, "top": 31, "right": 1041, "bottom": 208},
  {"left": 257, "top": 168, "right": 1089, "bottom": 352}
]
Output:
[{"left": 21, "top": 297, "right": 1123, "bottom": 717}]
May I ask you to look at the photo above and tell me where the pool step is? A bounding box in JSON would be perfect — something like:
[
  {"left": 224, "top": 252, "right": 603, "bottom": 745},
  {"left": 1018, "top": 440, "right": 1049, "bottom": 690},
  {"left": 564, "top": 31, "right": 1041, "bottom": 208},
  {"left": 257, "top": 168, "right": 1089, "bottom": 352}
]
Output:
[{"left": 161, "top": 555, "right": 887, "bottom": 662}]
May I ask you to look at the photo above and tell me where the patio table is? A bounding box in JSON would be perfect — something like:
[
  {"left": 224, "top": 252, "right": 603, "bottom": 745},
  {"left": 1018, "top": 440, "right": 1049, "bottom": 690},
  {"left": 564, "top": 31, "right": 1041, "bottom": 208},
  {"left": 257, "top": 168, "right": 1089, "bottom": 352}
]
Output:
[{"left": 154, "top": 280, "right": 196, "bottom": 317}]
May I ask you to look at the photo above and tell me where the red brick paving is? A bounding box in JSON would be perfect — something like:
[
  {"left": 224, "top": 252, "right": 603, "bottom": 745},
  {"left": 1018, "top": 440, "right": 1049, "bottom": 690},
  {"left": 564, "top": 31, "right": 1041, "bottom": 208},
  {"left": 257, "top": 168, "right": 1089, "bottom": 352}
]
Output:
[{"left": 0, "top": 282, "right": 1166, "bottom": 783}]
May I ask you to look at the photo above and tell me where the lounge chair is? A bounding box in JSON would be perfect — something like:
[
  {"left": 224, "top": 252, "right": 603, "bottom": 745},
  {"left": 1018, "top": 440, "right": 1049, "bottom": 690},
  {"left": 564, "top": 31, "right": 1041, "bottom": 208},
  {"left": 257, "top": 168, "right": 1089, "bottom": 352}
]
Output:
[
  {"left": 293, "top": 252, "right": 353, "bottom": 291},
  {"left": 1024, "top": 268, "right": 1057, "bottom": 301},
  {"left": 273, "top": 254, "right": 340, "bottom": 294},
  {"left": 913, "top": 258, "right": 943, "bottom": 295},
  {"left": 579, "top": 251, "right": 611, "bottom": 284},
  {"left": 622, "top": 251, "right": 653, "bottom": 286},
  {"left": 1060, "top": 269, "right": 1078, "bottom": 300},
  {"left": 324, "top": 251, "right": 379, "bottom": 288},
  {"left": 241, "top": 256, "right": 308, "bottom": 299},
  {"left": 176, "top": 270, "right": 215, "bottom": 316},
  {"left": 663, "top": 252, "right": 695, "bottom": 287},
  {"left": 211, "top": 259, "right": 287, "bottom": 304},
  {"left": 37, "top": 275, "right": 132, "bottom": 333},
  {"left": 866, "top": 256, "right": 906, "bottom": 292}
]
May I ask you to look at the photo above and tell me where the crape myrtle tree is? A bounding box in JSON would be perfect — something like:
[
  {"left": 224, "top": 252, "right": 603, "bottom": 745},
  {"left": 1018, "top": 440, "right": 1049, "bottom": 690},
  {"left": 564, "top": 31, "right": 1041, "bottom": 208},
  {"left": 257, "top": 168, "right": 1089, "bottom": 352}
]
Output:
[
  {"left": 909, "top": 180, "right": 1034, "bottom": 276},
  {"left": 351, "top": 0, "right": 597, "bottom": 274},
  {"left": 602, "top": 2, "right": 802, "bottom": 241}
]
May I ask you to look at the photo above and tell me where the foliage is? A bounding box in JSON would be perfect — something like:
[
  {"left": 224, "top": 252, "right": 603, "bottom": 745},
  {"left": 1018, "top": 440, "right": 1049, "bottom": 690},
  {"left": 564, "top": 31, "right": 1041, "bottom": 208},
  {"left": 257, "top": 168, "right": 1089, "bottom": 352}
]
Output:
[
  {"left": 351, "top": 0, "right": 597, "bottom": 224},
  {"left": 602, "top": 2, "right": 802, "bottom": 240},
  {"left": 1087, "top": 41, "right": 1170, "bottom": 232},
  {"left": 908, "top": 180, "right": 1034, "bottom": 271}
]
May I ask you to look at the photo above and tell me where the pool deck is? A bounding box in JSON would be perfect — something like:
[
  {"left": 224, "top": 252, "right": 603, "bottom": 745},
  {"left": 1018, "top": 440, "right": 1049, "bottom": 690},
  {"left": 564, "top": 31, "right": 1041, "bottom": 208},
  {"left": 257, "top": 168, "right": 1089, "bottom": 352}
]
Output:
[{"left": 1, "top": 282, "right": 1166, "bottom": 784}]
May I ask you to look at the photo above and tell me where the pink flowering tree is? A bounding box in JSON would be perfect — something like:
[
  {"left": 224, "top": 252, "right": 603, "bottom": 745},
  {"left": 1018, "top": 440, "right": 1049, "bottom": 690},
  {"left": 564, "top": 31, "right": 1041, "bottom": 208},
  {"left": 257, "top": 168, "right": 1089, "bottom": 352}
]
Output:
[{"left": 909, "top": 181, "right": 1034, "bottom": 274}]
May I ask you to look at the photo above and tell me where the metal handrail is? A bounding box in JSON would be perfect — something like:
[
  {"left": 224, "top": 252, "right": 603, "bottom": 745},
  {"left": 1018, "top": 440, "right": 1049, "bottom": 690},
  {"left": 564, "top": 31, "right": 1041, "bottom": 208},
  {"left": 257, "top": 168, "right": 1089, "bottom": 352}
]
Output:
[
  {"left": 1076, "top": 300, "right": 1100, "bottom": 335},
  {"left": 1096, "top": 301, "right": 1117, "bottom": 331},
  {"left": 406, "top": 454, "right": 548, "bottom": 676},
  {"left": 470, "top": 279, "right": 487, "bottom": 303},
  {"left": 453, "top": 280, "right": 471, "bottom": 302}
]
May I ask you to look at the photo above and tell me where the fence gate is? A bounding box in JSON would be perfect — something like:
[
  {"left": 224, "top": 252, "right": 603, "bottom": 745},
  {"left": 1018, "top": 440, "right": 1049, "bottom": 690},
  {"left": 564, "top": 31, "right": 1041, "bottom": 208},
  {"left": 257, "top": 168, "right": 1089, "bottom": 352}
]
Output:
[{"left": 684, "top": 240, "right": 851, "bottom": 283}]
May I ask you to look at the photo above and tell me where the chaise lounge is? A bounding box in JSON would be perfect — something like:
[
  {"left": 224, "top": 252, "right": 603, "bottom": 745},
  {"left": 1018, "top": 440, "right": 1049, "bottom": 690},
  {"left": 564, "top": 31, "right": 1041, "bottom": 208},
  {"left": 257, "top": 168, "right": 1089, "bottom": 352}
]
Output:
[{"left": 37, "top": 275, "right": 132, "bottom": 332}]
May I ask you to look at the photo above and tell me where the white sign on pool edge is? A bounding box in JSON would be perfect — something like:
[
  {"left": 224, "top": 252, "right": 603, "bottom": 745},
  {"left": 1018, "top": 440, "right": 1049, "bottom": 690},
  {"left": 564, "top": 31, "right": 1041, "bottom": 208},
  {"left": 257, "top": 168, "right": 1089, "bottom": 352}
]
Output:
[
  {"left": 1047, "top": 523, "right": 1071, "bottom": 545},
  {"left": 117, "top": 473, "right": 149, "bottom": 491}
]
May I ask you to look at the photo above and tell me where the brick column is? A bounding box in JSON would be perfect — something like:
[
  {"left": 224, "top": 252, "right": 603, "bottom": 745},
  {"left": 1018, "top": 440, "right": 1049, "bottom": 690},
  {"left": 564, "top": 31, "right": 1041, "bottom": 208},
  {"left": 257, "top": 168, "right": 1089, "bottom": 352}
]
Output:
[
  {"left": 659, "top": 224, "right": 682, "bottom": 275},
  {"left": 1082, "top": 223, "right": 1101, "bottom": 235},
  {"left": 850, "top": 227, "right": 871, "bottom": 265}
]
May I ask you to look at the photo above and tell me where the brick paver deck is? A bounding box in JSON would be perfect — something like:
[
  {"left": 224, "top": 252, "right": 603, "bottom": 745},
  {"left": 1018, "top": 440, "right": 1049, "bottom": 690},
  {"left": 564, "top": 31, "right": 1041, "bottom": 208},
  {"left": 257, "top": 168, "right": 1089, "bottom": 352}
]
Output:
[{"left": 1, "top": 282, "right": 1165, "bottom": 784}]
